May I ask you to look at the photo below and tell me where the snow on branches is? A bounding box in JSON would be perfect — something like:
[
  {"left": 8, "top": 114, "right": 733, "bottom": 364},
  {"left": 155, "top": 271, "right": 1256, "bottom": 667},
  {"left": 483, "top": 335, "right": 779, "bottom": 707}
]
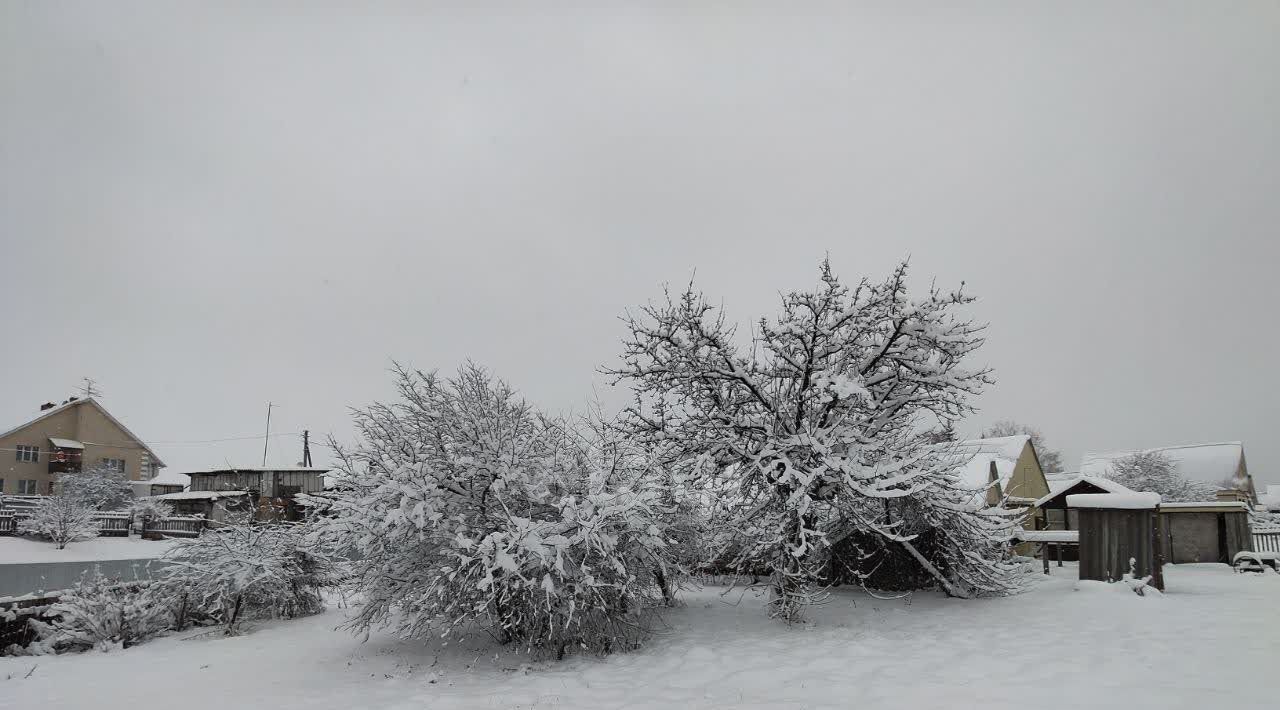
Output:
[
  {"left": 21, "top": 495, "right": 99, "bottom": 549},
  {"left": 26, "top": 569, "right": 170, "bottom": 653},
  {"left": 157, "top": 523, "right": 336, "bottom": 635},
  {"left": 57, "top": 465, "right": 134, "bottom": 511},
  {"left": 607, "top": 258, "right": 1026, "bottom": 621},
  {"left": 1105, "top": 451, "right": 1215, "bottom": 503},
  {"left": 305, "top": 364, "right": 677, "bottom": 658}
]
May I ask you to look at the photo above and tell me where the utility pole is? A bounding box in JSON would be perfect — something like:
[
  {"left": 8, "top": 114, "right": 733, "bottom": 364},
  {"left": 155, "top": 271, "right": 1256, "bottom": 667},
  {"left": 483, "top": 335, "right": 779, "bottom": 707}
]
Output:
[
  {"left": 261, "top": 402, "right": 274, "bottom": 467},
  {"left": 302, "top": 430, "right": 312, "bottom": 468}
]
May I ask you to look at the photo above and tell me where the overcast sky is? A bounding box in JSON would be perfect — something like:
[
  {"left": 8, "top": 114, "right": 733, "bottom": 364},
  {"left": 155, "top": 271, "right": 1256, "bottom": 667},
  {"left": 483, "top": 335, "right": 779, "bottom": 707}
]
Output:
[{"left": 2, "top": 2, "right": 1277, "bottom": 485}]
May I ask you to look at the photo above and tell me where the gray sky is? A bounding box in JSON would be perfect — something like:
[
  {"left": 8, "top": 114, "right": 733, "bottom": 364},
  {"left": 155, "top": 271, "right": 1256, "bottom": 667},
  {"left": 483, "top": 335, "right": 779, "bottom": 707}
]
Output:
[{"left": 2, "top": 2, "right": 1277, "bottom": 485}]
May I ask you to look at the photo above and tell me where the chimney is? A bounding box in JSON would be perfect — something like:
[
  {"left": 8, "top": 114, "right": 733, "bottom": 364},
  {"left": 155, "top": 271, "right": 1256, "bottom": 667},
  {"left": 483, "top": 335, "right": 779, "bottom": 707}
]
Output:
[{"left": 40, "top": 402, "right": 56, "bottom": 411}]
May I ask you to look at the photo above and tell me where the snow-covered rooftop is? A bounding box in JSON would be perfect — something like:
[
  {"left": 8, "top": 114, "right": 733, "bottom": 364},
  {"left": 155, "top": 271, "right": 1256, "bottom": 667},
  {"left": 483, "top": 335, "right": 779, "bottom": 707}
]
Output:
[
  {"left": 1014, "top": 530, "right": 1079, "bottom": 543},
  {"left": 1067, "top": 492, "right": 1161, "bottom": 509},
  {"left": 182, "top": 466, "right": 328, "bottom": 475},
  {"left": 150, "top": 490, "right": 249, "bottom": 501},
  {"left": 1158, "top": 501, "right": 1249, "bottom": 511},
  {"left": 1079, "top": 442, "right": 1245, "bottom": 487},
  {"left": 941, "top": 435, "right": 1030, "bottom": 492},
  {"left": 131, "top": 472, "right": 190, "bottom": 490},
  {"left": 1036, "top": 476, "right": 1135, "bottom": 507},
  {"left": 47, "top": 436, "right": 84, "bottom": 450}
]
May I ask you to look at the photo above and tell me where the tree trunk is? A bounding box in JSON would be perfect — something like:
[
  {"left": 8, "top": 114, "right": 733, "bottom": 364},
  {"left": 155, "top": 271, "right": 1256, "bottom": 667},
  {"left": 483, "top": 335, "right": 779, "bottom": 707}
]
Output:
[
  {"left": 653, "top": 565, "right": 676, "bottom": 607},
  {"left": 898, "top": 539, "right": 970, "bottom": 599}
]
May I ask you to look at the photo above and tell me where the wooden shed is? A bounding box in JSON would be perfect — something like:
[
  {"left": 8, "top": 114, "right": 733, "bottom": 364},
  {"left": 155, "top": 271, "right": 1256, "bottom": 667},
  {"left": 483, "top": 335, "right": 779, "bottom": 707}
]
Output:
[
  {"left": 1158, "top": 502, "right": 1252, "bottom": 564},
  {"left": 1068, "top": 492, "right": 1164, "bottom": 590}
]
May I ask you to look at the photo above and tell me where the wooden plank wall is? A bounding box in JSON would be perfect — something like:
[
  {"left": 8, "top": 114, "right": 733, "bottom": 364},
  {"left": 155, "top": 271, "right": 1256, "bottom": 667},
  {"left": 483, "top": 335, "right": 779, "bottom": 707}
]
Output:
[{"left": 1077, "top": 508, "right": 1158, "bottom": 586}]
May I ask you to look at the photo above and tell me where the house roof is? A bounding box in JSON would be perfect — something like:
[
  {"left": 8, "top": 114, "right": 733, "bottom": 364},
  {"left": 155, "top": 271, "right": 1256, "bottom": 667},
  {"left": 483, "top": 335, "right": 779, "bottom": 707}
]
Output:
[
  {"left": 0, "top": 398, "right": 166, "bottom": 468},
  {"left": 1079, "top": 442, "right": 1245, "bottom": 489},
  {"left": 933, "top": 435, "right": 1034, "bottom": 509},
  {"left": 943, "top": 435, "right": 1030, "bottom": 492}
]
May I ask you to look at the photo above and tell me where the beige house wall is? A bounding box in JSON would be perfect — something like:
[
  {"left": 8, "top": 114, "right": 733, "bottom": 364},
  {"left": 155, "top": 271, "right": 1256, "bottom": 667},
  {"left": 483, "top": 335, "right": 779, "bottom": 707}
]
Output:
[
  {"left": 998, "top": 442, "right": 1051, "bottom": 557},
  {"left": 0, "top": 401, "right": 157, "bottom": 495}
]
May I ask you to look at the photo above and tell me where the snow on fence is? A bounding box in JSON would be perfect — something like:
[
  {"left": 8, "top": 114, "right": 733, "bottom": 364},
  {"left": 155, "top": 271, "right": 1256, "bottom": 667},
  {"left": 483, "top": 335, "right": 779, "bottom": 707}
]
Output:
[
  {"left": 0, "top": 581, "right": 154, "bottom": 655},
  {"left": 1253, "top": 528, "right": 1280, "bottom": 554},
  {"left": 141, "top": 516, "right": 206, "bottom": 539},
  {"left": 94, "top": 512, "right": 131, "bottom": 537},
  {"left": 0, "top": 511, "right": 15, "bottom": 536},
  {"left": 0, "top": 592, "right": 60, "bottom": 652}
]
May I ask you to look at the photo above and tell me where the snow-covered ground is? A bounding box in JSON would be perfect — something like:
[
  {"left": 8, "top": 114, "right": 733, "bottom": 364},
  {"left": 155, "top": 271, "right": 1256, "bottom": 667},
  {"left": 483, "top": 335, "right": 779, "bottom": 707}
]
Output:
[
  {"left": 0, "top": 535, "right": 178, "bottom": 564},
  {"left": 2, "top": 565, "right": 1276, "bottom": 710}
]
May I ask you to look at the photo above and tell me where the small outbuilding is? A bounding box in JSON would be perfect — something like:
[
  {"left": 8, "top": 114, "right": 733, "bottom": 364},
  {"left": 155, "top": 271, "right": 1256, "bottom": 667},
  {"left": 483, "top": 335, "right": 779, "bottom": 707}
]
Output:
[
  {"left": 148, "top": 490, "right": 252, "bottom": 522},
  {"left": 1068, "top": 491, "right": 1164, "bottom": 590},
  {"left": 182, "top": 466, "right": 328, "bottom": 521},
  {"left": 1157, "top": 501, "right": 1252, "bottom": 564}
]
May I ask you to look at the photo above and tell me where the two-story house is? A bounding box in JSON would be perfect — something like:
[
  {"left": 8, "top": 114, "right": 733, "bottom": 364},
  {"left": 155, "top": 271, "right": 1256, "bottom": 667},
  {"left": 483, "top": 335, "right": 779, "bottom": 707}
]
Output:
[{"left": 0, "top": 397, "right": 166, "bottom": 495}]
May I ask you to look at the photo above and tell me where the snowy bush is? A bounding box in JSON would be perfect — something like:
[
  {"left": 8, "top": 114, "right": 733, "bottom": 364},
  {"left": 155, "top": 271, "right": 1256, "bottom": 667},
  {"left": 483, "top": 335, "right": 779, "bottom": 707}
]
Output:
[
  {"left": 20, "top": 495, "right": 98, "bottom": 549},
  {"left": 26, "top": 568, "right": 170, "bottom": 653},
  {"left": 305, "top": 364, "right": 677, "bottom": 657},
  {"left": 158, "top": 522, "right": 336, "bottom": 635},
  {"left": 129, "top": 497, "right": 174, "bottom": 527},
  {"left": 607, "top": 259, "right": 1027, "bottom": 621}
]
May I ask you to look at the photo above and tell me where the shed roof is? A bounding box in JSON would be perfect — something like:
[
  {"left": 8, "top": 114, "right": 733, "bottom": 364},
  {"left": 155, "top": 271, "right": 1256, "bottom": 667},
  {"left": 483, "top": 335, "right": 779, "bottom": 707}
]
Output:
[
  {"left": 1067, "top": 492, "right": 1161, "bottom": 509},
  {"left": 150, "top": 490, "right": 249, "bottom": 501},
  {"left": 1036, "top": 476, "right": 1135, "bottom": 507}
]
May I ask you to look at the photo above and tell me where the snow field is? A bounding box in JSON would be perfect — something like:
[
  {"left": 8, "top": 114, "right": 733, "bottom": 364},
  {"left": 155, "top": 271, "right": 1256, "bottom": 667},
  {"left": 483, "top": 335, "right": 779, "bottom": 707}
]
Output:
[{"left": 2, "top": 564, "right": 1276, "bottom": 710}]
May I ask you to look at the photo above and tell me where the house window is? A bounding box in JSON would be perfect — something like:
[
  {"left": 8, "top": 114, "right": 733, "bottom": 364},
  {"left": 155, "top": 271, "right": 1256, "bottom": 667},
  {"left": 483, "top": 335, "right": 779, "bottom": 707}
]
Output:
[
  {"left": 18, "top": 479, "right": 39, "bottom": 495},
  {"left": 100, "top": 458, "right": 126, "bottom": 473},
  {"left": 15, "top": 445, "right": 39, "bottom": 463}
]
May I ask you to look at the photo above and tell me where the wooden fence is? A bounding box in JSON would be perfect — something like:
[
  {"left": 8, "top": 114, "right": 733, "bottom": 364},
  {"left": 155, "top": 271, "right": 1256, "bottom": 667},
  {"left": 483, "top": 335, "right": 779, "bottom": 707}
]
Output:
[
  {"left": 1253, "top": 528, "right": 1280, "bottom": 554},
  {"left": 0, "top": 511, "right": 15, "bottom": 536},
  {"left": 94, "top": 512, "right": 131, "bottom": 537},
  {"left": 0, "top": 593, "right": 59, "bottom": 652},
  {"left": 141, "top": 516, "right": 206, "bottom": 539},
  {"left": 1, "top": 581, "right": 154, "bottom": 654}
]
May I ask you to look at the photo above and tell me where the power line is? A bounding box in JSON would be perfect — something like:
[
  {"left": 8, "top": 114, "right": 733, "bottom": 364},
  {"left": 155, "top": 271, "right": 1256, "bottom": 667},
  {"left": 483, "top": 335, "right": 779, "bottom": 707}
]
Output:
[{"left": 0, "top": 432, "right": 305, "bottom": 454}]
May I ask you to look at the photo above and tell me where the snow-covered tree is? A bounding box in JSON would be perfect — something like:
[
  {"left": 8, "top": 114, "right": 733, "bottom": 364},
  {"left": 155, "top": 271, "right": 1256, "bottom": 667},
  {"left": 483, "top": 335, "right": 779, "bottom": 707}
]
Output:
[
  {"left": 158, "top": 522, "right": 336, "bottom": 635},
  {"left": 1105, "top": 451, "right": 1214, "bottom": 502},
  {"left": 129, "top": 497, "right": 174, "bottom": 525},
  {"left": 979, "top": 420, "right": 1063, "bottom": 473},
  {"left": 21, "top": 495, "right": 99, "bottom": 549},
  {"left": 607, "top": 259, "right": 1026, "bottom": 621},
  {"left": 57, "top": 465, "right": 133, "bottom": 511},
  {"left": 305, "top": 364, "right": 675, "bottom": 657}
]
